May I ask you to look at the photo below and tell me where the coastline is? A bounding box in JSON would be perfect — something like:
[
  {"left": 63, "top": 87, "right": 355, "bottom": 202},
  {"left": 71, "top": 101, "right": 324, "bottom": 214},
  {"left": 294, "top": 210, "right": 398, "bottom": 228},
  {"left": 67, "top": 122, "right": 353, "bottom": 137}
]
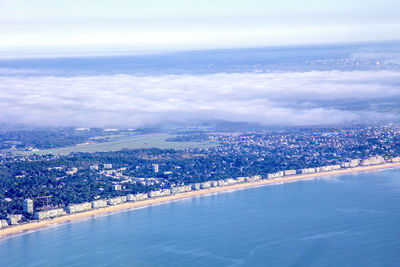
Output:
[{"left": 1, "top": 162, "right": 400, "bottom": 240}]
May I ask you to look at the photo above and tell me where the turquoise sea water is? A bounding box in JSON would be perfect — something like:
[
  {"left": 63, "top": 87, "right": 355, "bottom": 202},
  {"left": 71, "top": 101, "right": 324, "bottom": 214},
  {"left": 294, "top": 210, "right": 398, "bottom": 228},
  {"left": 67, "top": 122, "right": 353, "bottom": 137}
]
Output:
[{"left": 1, "top": 168, "right": 400, "bottom": 266}]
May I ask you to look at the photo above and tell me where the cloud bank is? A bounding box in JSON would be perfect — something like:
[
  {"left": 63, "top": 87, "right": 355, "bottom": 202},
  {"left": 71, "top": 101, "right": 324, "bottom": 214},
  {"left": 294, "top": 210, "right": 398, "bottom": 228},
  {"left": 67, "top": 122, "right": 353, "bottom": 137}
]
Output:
[{"left": 0, "top": 71, "right": 399, "bottom": 127}]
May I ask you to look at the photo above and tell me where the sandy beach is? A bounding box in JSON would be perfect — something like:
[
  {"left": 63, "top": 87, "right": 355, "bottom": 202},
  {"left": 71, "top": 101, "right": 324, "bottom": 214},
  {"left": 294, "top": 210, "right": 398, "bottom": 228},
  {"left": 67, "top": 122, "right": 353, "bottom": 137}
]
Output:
[{"left": 1, "top": 162, "right": 400, "bottom": 240}]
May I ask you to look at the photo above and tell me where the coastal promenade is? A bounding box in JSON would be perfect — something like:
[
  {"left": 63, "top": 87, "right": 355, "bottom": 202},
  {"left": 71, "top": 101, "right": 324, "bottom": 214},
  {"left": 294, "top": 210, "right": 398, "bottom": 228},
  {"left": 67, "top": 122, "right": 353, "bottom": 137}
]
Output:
[{"left": 1, "top": 161, "right": 400, "bottom": 240}]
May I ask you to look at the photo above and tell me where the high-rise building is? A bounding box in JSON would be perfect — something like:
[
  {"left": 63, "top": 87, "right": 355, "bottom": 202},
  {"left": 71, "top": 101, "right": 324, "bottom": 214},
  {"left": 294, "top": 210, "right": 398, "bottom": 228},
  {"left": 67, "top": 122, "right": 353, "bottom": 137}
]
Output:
[
  {"left": 23, "top": 199, "right": 34, "bottom": 213},
  {"left": 152, "top": 164, "right": 159, "bottom": 173}
]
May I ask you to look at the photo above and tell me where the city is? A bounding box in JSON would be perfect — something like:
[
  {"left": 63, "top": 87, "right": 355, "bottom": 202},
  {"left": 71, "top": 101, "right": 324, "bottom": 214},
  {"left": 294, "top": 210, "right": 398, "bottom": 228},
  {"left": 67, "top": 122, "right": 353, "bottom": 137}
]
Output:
[{"left": 1, "top": 124, "right": 400, "bottom": 228}]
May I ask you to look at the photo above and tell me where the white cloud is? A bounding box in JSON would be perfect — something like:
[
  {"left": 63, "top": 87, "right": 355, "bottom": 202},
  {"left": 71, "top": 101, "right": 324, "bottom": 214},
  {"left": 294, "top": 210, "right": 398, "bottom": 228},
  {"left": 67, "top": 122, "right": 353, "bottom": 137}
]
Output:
[{"left": 0, "top": 71, "right": 399, "bottom": 127}]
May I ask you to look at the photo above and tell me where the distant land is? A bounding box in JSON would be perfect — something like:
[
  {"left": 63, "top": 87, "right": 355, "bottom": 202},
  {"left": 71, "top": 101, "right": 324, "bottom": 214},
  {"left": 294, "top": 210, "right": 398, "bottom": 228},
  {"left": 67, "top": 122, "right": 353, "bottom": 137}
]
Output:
[{"left": 1, "top": 41, "right": 400, "bottom": 75}]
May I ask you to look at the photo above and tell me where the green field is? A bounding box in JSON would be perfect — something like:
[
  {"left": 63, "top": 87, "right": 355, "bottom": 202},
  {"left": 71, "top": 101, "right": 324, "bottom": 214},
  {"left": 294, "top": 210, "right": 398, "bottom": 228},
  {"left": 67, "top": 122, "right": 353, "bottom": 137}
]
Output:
[{"left": 16, "top": 134, "right": 217, "bottom": 156}]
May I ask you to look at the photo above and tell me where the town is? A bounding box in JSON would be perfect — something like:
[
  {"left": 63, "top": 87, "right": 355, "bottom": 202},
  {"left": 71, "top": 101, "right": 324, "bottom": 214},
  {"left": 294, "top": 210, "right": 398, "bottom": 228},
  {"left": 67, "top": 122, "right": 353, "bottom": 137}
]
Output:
[{"left": 1, "top": 124, "right": 400, "bottom": 228}]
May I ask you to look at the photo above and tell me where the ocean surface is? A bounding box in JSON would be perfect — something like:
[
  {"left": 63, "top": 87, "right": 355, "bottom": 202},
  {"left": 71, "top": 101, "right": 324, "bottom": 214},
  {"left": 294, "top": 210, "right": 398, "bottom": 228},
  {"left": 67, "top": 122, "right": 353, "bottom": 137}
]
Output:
[{"left": 1, "top": 168, "right": 400, "bottom": 266}]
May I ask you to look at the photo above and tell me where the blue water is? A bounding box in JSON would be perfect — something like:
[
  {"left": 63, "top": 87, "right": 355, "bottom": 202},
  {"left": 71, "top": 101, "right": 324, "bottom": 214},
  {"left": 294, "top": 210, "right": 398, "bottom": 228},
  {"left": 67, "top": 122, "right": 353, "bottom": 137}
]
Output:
[{"left": 1, "top": 169, "right": 400, "bottom": 266}]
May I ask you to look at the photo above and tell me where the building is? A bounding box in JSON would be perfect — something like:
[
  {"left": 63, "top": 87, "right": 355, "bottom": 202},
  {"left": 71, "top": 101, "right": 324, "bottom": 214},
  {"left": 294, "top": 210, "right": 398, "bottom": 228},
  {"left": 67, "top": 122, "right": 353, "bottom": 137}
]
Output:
[
  {"left": 267, "top": 171, "right": 284, "bottom": 179},
  {"left": 91, "top": 199, "right": 108, "bottom": 209},
  {"left": 349, "top": 159, "right": 361, "bottom": 167},
  {"left": 107, "top": 196, "right": 126, "bottom": 205},
  {"left": 152, "top": 164, "right": 159, "bottom": 173},
  {"left": 34, "top": 209, "right": 66, "bottom": 220},
  {"left": 148, "top": 189, "right": 171, "bottom": 198},
  {"left": 284, "top": 170, "right": 296, "bottom": 176},
  {"left": 103, "top": 164, "right": 113, "bottom": 169},
  {"left": 361, "top": 156, "right": 386, "bottom": 166},
  {"left": 236, "top": 177, "right": 246, "bottom": 183},
  {"left": 210, "top": 181, "right": 219, "bottom": 187},
  {"left": 7, "top": 214, "right": 23, "bottom": 225},
  {"left": 66, "top": 167, "right": 78, "bottom": 175},
  {"left": 200, "top": 181, "right": 212, "bottom": 189},
  {"left": 66, "top": 202, "right": 92, "bottom": 214},
  {"left": 301, "top": 168, "right": 316, "bottom": 174},
  {"left": 23, "top": 199, "right": 34, "bottom": 213},
  {"left": 126, "top": 194, "right": 135, "bottom": 201},
  {"left": 90, "top": 165, "right": 99, "bottom": 171},
  {"left": 192, "top": 183, "right": 201, "bottom": 190},
  {"left": 170, "top": 185, "right": 192, "bottom": 194},
  {"left": 320, "top": 165, "right": 341, "bottom": 172},
  {"left": 0, "top": 220, "right": 8, "bottom": 229},
  {"left": 127, "top": 193, "right": 147, "bottom": 202},
  {"left": 133, "top": 193, "right": 148, "bottom": 201},
  {"left": 217, "top": 180, "right": 227, "bottom": 186},
  {"left": 225, "top": 178, "right": 237, "bottom": 185},
  {"left": 392, "top": 157, "right": 400, "bottom": 163},
  {"left": 113, "top": 184, "right": 122, "bottom": 191}
]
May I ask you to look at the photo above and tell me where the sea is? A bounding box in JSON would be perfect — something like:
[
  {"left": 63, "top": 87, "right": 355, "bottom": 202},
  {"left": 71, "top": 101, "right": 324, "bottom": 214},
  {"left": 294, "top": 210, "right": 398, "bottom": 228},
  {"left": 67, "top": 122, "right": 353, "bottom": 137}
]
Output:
[{"left": 1, "top": 168, "right": 400, "bottom": 266}]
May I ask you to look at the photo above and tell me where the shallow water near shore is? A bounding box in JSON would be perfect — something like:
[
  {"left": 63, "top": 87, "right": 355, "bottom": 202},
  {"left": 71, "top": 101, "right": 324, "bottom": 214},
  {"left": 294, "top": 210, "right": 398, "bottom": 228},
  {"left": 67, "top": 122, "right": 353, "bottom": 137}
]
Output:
[{"left": 1, "top": 168, "right": 400, "bottom": 266}]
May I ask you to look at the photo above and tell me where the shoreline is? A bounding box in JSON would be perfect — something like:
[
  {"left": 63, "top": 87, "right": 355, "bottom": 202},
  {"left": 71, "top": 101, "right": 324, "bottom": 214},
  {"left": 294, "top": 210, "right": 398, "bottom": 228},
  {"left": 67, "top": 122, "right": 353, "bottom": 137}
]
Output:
[{"left": 1, "top": 162, "right": 400, "bottom": 240}]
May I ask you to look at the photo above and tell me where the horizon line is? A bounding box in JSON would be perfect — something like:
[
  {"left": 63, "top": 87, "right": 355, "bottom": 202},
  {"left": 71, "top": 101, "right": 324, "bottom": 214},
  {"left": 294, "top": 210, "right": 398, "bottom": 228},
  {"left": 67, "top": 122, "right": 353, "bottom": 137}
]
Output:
[{"left": 1, "top": 39, "right": 399, "bottom": 60}]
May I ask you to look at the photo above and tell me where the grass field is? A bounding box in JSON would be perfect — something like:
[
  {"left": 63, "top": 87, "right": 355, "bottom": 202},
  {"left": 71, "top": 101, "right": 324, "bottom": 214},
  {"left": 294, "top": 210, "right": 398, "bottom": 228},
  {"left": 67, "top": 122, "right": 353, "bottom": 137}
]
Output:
[{"left": 16, "top": 134, "right": 217, "bottom": 156}]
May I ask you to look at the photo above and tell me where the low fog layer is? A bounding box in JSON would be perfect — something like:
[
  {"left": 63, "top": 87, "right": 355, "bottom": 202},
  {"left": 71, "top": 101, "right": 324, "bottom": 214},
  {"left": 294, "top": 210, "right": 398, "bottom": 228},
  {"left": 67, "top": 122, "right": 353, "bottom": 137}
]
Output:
[{"left": 0, "top": 70, "right": 399, "bottom": 127}]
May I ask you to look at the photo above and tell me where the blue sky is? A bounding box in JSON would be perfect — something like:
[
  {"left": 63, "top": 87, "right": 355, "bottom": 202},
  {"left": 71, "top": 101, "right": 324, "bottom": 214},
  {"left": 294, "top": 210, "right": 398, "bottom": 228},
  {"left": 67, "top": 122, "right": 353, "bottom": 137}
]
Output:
[{"left": 1, "top": 0, "right": 399, "bottom": 53}]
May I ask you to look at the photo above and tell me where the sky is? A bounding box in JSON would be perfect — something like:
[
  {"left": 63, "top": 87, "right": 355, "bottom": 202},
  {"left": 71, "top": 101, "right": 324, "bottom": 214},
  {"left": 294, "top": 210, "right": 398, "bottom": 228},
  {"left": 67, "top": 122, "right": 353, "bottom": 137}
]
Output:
[
  {"left": 1, "top": 0, "right": 400, "bottom": 53},
  {"left": 0, "top": 1, "right": 399, "bottom": 128}
]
